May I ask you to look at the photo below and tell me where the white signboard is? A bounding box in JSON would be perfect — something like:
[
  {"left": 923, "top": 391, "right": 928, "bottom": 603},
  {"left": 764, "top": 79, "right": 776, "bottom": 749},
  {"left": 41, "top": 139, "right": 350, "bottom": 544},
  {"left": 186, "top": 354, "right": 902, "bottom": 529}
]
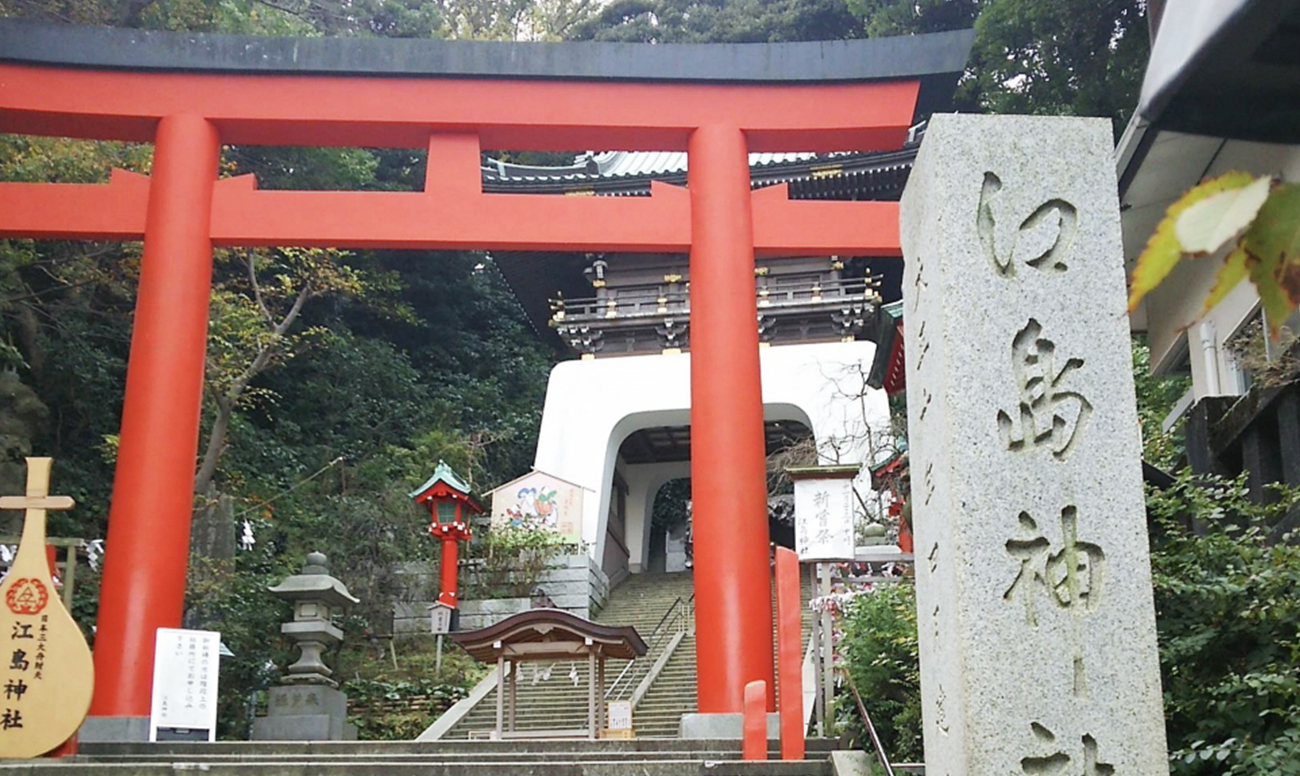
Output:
[
  {"left": 430, "top": 603, "right": 453, "bottom": 634},
  {"left": 149, "top": 628, "right": 221, "bottom": 742},
  {"left": 794, "top": 477, "right": 856, "bottom": 561},
  {"left": 490, "top": 470, "right": 585, "bottom": 543},
  {"left": 607, "top": 700, "right": 633, "bottom": 731}
]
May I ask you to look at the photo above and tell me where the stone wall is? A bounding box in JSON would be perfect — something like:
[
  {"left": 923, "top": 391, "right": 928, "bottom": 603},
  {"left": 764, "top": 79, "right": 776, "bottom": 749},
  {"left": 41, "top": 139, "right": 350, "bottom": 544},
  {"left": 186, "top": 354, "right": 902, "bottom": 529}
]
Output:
[{"left": 391, "top": 553, "right": 610, "bottom": 634}]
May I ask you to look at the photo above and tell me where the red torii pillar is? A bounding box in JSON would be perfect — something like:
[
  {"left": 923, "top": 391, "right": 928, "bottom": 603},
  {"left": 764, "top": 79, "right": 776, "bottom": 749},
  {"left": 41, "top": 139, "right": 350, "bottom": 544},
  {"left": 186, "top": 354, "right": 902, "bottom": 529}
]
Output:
[
  {"left": 688, "top": 124, "right": 774, "bottom": 713},
  {"left": 91, "top": 115, "right": 220, "bottom": 719}
]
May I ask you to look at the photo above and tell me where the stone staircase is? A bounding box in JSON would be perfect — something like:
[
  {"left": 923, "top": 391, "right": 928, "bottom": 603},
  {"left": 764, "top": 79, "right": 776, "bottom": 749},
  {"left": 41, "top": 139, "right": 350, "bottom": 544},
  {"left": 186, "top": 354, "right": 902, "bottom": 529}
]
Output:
[
  {"left": 436, "top": 567, "right": 815, "bottom": 740},
  {"left": 0, "top": 739, "right": 855, "bottom": 775},
  {"left": 442, "top": 571, "right": 696, "bottom": 739},
  {"left": 626, "top": 567, "right": 815, "bottom": 737}
]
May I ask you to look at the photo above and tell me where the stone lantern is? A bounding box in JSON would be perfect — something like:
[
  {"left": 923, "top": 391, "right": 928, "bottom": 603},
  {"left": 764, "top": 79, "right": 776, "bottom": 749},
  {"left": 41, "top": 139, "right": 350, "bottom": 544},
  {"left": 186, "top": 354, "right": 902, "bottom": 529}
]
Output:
[{"left": 251, "top": 551, "right": 360, "bottom": 741}]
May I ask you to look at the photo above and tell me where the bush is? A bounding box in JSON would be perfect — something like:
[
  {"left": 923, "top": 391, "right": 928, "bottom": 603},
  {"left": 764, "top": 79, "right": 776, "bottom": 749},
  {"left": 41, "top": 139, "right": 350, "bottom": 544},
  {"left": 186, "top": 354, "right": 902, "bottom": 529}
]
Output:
[
  {"left": 836, "top": 581, "right": 922, "bottom": 763},
  {"left": 1149, "top": 473, "right": 1300, "bottom": 776},
  {"left": 462, "top": 522, "right": 565, "bottom": 599}
]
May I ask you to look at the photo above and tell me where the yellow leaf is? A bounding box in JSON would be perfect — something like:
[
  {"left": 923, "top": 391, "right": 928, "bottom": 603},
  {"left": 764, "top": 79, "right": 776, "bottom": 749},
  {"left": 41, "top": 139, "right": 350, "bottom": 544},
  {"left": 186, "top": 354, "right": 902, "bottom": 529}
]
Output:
[
  {"left": 1129, "top": 171, "right": 1258, "bottom": 312},
  {"left": 1242, "top": 183, "right": 1300, "bottom": 337},
  {"left": 1175, "top": 175, "right": 1272, "bottom": 255},
  {"left": 1203, "top": 247, "right": 1250, "bottom": 314},
  {"left": 1246, "top": 250, "right": 1294, "bottom": 339}
]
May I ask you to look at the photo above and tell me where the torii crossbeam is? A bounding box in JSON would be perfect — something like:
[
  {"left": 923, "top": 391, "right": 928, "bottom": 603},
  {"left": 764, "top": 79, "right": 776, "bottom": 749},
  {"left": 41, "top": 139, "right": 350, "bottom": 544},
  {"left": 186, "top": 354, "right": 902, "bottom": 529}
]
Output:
[{"left": 0, "top": 20, "right": 973, "bottom": 731}]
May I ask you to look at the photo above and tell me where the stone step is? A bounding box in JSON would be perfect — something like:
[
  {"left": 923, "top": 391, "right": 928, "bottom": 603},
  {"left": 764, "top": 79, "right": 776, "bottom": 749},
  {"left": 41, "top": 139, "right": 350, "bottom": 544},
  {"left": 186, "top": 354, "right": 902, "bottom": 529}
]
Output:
[
  {"left": 2, "top": 759, "right": 832, "bottom": 769},
  {"left": 79, "top": 740, "right": 842, "bottom": 757}
]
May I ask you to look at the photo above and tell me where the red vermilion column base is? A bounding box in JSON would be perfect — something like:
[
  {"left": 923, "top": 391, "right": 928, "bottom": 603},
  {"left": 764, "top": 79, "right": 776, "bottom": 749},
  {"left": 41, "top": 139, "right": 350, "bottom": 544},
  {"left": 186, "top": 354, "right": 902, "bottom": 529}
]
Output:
[
  {"left": 743, "top": 680, "right": 768, "bottom": 761},
  {"left": 776, "top": 547, "right": 805, "bottom": 760},
  {"left": 688, "top": 124, "right": 775, "bottom": 714},
  {"left": 89, "top": 114, "right": 220, "bottom": 721}
]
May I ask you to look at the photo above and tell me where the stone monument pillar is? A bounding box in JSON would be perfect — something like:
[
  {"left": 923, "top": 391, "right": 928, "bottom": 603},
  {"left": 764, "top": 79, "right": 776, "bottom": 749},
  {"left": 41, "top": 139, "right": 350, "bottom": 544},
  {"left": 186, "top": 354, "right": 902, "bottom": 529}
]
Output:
[
  {"left": 900, "top": 114, "right": 1168, "bottom": 774},
  {"left": 251, "top": 552, "right": 359, "bottom": 741}
]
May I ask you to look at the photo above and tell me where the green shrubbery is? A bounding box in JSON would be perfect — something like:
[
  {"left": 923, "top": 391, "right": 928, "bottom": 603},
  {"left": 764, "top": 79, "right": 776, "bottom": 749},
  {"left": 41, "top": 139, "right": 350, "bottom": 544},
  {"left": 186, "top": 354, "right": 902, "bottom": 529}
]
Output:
[
  {"left": 836, "top": 582, "right": 922, "bottom": 763},
  {"left": 461, "top": 522, "right": 568, "bottom": 599},
  {"left": 1149, "top": 474, "right": 1300, "bottom": 776}
]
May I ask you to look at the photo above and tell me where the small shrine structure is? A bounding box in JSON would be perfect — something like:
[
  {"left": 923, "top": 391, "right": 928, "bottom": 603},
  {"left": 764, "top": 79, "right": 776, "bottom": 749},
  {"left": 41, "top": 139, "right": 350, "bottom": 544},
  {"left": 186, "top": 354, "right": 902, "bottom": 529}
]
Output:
[
  {"left": 410, "top": 461, "right": 482, "bottom": 611},
  {"left": 449, "top": 609, "right": 646, "bottom": 740}
]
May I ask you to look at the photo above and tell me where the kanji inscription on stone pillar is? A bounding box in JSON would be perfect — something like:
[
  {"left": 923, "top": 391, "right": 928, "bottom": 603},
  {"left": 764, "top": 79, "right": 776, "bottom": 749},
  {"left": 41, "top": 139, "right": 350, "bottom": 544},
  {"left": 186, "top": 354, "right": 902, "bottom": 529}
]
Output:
[{"left": 900, "top": 114, "right": 1168, "bottom": 775}]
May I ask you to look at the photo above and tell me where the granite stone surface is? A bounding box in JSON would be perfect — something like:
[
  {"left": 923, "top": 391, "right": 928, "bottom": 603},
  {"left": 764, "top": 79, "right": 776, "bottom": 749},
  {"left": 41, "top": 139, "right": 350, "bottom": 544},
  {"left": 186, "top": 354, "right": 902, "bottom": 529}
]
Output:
[
  {"left": 252, "top": 685, "right": 354, "bottom": 741},
  {"left": 900, "top": 113, "right": 1169, "bottom": 775}
]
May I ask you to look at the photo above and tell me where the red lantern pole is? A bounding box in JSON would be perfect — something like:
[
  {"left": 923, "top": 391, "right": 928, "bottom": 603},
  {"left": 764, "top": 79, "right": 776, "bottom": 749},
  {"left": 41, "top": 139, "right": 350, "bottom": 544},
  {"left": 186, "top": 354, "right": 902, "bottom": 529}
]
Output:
[{"left": 435, "top": 502, "right": 466, "bottom": 607}]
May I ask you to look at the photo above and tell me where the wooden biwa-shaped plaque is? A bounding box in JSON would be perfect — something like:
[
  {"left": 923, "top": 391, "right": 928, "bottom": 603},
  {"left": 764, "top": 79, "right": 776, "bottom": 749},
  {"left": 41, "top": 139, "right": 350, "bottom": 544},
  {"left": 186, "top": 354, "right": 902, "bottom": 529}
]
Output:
[{"left": 0, "top": 457, "right": 94, "bottom": 758}]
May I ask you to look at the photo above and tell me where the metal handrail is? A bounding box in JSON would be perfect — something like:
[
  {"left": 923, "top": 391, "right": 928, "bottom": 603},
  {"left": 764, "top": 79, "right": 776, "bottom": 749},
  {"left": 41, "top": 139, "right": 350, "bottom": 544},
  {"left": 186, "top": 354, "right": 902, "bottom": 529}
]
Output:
[
  {"left": 604, "top": 593, "right": 694, "bottom": 701},
  {"left": 838, "top": 665, "right": 896, "bottom": 776}
]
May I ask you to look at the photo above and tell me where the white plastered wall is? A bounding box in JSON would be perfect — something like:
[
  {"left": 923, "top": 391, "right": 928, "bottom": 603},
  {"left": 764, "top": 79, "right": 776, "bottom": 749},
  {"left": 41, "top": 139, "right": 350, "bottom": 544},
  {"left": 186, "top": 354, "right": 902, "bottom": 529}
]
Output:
[{"left": 532, "top": 340, "right": 889, "bottom": 570}]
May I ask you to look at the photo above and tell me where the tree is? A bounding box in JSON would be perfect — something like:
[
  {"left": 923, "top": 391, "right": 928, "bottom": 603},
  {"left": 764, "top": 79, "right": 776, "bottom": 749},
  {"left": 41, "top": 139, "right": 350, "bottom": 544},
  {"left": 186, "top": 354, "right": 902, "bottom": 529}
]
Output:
[
  {"left": 572, "top": 0, "right": 1148, "bottom": 132},
  {"left": 193, "top": 247, "right": 374, "bottom": 495},
  {"left": 569, "top": 0, "right": 860, "bottom": 43},
  {"left": 966, "top": 0, "right": 1149, "bottom": 130}
]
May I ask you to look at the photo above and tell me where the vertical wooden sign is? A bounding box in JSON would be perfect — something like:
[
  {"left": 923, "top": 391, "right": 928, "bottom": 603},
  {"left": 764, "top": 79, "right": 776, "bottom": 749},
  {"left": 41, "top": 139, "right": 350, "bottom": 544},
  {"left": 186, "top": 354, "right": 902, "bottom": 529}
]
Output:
[{"left": 0, "top": 458, "right": 94, "bottom": 758}]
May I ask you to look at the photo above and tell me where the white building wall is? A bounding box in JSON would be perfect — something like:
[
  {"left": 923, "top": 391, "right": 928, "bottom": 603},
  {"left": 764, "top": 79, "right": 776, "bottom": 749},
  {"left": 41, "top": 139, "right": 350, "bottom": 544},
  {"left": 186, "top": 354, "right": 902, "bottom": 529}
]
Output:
[{"left": 532, "top": 340, "right": 890, "bottom": 569}]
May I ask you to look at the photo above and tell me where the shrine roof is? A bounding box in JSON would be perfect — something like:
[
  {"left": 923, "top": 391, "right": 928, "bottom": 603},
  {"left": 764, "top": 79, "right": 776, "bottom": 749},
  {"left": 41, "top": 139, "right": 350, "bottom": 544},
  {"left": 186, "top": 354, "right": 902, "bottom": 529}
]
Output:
[
  {"left": 449, "top": 608, "right": 647, "bottom": 663},
  {"left": 0, "top": 21, "right": 972, "bottom": 121},
  {"left": 481, "top": 146, "right": 918, "bottom": 197},
  {"left": 409, "top": 460, "right": 473, "bottom": 500}
]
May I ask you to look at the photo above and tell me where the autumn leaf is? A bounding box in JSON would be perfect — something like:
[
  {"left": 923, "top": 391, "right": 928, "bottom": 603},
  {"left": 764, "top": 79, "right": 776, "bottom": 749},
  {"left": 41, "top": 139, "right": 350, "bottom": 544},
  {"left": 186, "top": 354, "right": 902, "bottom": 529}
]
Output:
[
  {"left": 1241, "top": 183, "right": 1300, "bottom": 336},
  {"left": 1204, "top": 247, "right": 1250, "bottom": 314},
  {"left": 1175, "top": 175, "right": 1272, "bottom": 256},
  {"left": 1128, "top": 171, "right": 1258, "bottom": 312}
]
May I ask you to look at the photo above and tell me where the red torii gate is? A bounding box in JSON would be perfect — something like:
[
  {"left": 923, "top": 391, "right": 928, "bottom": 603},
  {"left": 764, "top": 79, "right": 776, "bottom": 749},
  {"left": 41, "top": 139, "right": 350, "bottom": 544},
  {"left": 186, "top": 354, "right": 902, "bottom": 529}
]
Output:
[{"left": 0, "top": 21, "right": 970, "bottom": 729}]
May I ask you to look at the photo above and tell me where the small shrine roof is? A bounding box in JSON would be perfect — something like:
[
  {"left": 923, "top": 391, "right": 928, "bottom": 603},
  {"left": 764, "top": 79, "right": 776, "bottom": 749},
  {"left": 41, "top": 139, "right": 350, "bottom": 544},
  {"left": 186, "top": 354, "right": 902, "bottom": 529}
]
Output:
[
  {"left": 410, "top": 460, "right": 473, "bottom": 499},
  {"left": 867, "top": 300, "right": 906, "bottom": 395},
  {"left": 482, "top": 469, "right": 591, "bottom": 497},
  {"left": 449, "top": 608, "right": 647, "bottom": 663}
]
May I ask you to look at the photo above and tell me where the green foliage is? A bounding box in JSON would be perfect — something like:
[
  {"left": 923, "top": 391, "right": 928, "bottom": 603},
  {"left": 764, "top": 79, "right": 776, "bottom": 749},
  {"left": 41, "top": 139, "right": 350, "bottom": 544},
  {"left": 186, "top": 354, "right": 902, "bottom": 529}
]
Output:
[
  {"left": 1132, "top": 338, "right": 1190, "bottom": 470},
  {"left": 836, "top": 582, "right": 922, "bottom": 763},
  {"left": 967, "top": 0, "right": 1148, "bottom": 131},
  {"left": 1149, "top": 473, "right": 1300, "bottom": 776},
  {"left": 846, "top": 0, "right": 977, "bottom": 37},
  {"left": 570, "top": 0, "right": 861, "bottom": 42},
  {"left": 185, "top": 552, "right": 294, "bottom": 740},
  {"left": 462, "top": 522, "right": 566, "bottom": 599}
]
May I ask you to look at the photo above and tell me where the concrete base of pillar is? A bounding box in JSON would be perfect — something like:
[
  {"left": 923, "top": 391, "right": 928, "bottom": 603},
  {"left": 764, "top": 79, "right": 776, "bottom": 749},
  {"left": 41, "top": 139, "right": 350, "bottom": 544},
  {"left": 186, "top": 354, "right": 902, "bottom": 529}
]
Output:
[
  {"left": 79, "top": 716, "right": 151, "bottom": 743},
  {"left": 679, "top": 712, "right": 780, "bottom": 740}
]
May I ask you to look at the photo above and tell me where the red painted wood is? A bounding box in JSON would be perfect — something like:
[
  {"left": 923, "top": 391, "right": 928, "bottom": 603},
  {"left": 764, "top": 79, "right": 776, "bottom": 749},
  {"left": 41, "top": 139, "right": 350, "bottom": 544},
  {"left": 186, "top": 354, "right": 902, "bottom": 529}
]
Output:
[
  {"left": 438, "top": 535, "right": 460, "bottom": 608},
  {"left": 743, "top": 680, "right": 768, "bottom": 761},
  {"left": 89, "top": 114, "right": 220, "bottom": 720},
  {"left": 0, "top": 177, "right": 903, "bottom": 257},
  {"left": 775, "top": 547, "right": 805, "bottom": 760},
  {"left": 688, "top": 124, "right": 774, "bottom": 714},
  {"left": 0, "top": 63, "right": 918, "bottom": 151}
]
